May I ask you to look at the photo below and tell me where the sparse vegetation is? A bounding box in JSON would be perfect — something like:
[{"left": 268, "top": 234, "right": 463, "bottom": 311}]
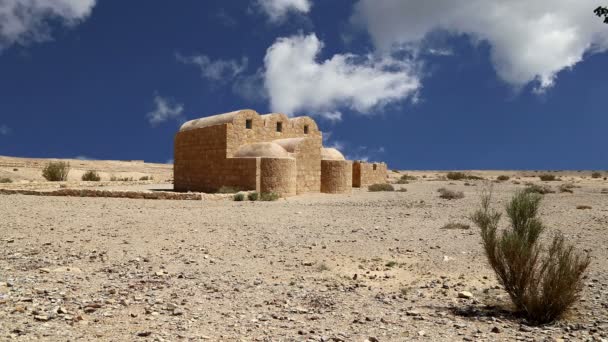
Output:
[
  {"left": 539, "top": 174, "right": 557, "bottom": 181},
  {"left": 13, "top": 168, "right": 18, "bottom": 171},
  {"left": 447, "top": 172, "right": 484, "bottom": 181},
  {"left": 233, "top": 193, "right": 245, "bottom": 201},
  {"left": 497, "top": 175, "right": 510, "bottom": 181},
  {"left": 591, "top": 172, "right": 602, "bottom": 179},
  {"left": 576, "top": 205, "right": 592, "bottom": 210},
  {"left": 316, "top": 263, "right": 331, "bottom": 272},
  {"left": 523, "top": 184, "right": 554, "bottom": 195},
  {"left": 260, "top": 192, "right": 279, "bottom": 201},
  {"left": 397, "top": 188, "right": 408, "bottom": 192},
  {"left": 42, "top": 161, "right": 70, "bottom": 181},
  {"left": 110, "top": 176, "right": 133, "bottom": 182},
  {"left": 248, "top": 192, "right": 259, "bottom": 201},
  {"left": 81, "top": 170, "right": 101, "bottom": 181},
  {"left": 438, "top": 187, "right": 465, "bottom": 200},
  {"left": 139, "top": 176, "right": 152, "bottom": 181},
  {"left": 471, "top": 188, "right": 590, "bottom": 324},
  {"left": 0, "top": 177, "right": 12, "bottom": 183},
  {"left": 441, "top": 222, "right": 470, "bottom": 230},
  {"left": 559, "top": 183, "right": 575, "bottom": 193},
  {"left": 368, "top": 183, "right": 395, "bottom": 192},
  {"left": 218, "top": 186, "right": 241, "bottom": 194},
  {"left": 385, "top": 261, "right": 398, "bottom": 268}
]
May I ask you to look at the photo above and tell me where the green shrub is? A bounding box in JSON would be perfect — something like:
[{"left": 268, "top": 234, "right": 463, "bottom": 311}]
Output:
[
  {"left": 368, "top": 183, "right": 395, "bottom": 192},
  {"left": 497, "top": 175, "right": 510, "bottom": 181},
  {"left": 233, "top": 193, "right": 245, "bottom": 201},
  {"left": 42, "top": 162, "right": 70, "bottom": 181},
  {"left": 539, "top": 174, "right": 556, "bottom": 181},
  {"left": 591, "top": 172, "right": 602, "bottom": 179},
  {"left": 218, "top": 186, "right": 240, "bottom": 194},
  {"left": 260, "top": 192, "right": 279, "bottom": 201},
  {"left": 438, "top": 187, "right": 464, "bottom": 200},
  {"left": 81, "top": 170, "right": 101, "bottom": 181},
  {"left": 248, "top": 192, "right": 259, "bottom": 201},
  {"left": 524, "top": 184, "right": 554, "bottom": 195},
  {"left": 0, "top": 177, "right": 12, "bottom": 183},
  {"left": 471, "top": 189, "right": 590, "bottom": 324}
]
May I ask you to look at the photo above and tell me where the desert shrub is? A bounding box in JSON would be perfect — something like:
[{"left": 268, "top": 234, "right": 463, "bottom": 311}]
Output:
[
  {"left": 81, "top": 170, "right": 101, "bottom": 181},
  {"left": 441, "top": 222, "right": 470, "bottom": 230},
  {"left": 42, "top": 162, "right": 70, "bottom": 181},
  {"left": 397, "top": 188, "right": 408, "bottom": 192},
  {"left": 591, "top": 172, "right": 602, "bottom": 179},
  {"left": 438, "top": 187, "right": 464, "bottom": 200},
  {"left": 576, "top": 205, "right": 592, "bottom": 210},
  {"left": 471, "top": 189, "right": 590, "bottom": 324},
  {"left": 260, "top": 192, "right": 279, "bottom": 201},
  {"left": 0, "top": 177, "right": 12, "bottom": 183},
  {"left": 539, "top": 174, "right": 556, "bottom": 181},
  {"left": 111, "top": 176, "right": 133, "bottom": 181},
  {"left": 248, "top": 192, "right": 259, "bottom": 201},
  {"left": 497, "top": 175, "right": 510, "bottom": 181},
  {"left": 368, "top": 183, "right": 395, "bottom": 192},
  {"left": 401, "top": 174, "right": 417, "bottom": 181},
  {"left": 601, "top": 188, "right": 608, "bottom": 194},
  {"left": 523, "top": 184, "right": 554, "bottom": 195},
  {"left": 233, "top": 193, "right": 245, "bottom": 201},
  {"left": 13, "top": 168, "right": 18, "bottom": 171},
  {"left": 559, "top": 183, "right": 575, "bottom": 193},
  {"left": 218, "top": 186, "right": 240, "bottom": 194},
  {"left": 447, "top": 172, "right": 467, "bottom": 180},
  {"left": 139, "top": 176, "right": 151, "bottom": 181}
]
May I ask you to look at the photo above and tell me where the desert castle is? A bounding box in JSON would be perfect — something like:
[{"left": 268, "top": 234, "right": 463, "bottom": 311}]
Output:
[{"left": 174, "top": 109, "right": 387, "bottom": 196}]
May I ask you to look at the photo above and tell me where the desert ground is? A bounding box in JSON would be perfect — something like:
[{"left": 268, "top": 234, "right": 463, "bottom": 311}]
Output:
[{"left": 0, "top": 156, "right": 607, "bottom": 341}]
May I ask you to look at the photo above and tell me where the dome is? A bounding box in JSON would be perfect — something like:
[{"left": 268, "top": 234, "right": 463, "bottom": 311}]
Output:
[
  {"left": 234, "top": 142, "right": 291, "bottom": 158},
  {"left": 321, "top": 148, "right": 346, "bottom": 161}
]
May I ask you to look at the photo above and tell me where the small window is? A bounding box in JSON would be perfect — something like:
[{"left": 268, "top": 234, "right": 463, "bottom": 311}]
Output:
[
  {"left": 276, "top": 122, "right": 282, "bottom": 132},
  {"left": 245, "top": 119, "right": 252, "bottom": 129},
  {"left": 304, "top": 125, "right": 309, "bottom": 134},
  {"left": 373, "top": 164, "right": 377, "bottom": 171}
]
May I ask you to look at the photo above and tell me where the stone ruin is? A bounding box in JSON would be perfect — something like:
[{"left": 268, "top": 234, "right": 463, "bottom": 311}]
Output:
[{"left": 174, "top": 109, "right": 388, "bottom": 196}]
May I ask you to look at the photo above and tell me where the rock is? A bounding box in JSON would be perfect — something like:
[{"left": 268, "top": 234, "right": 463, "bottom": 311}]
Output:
[
  {"left": 34, "top": 315, "right": 50, "bottom": 321},
  {"left": 491, "top": 326, "right": 501, "bottom": 333},
  {"left": 458, "top": 291, "right": 473, "bottom": 299},
  {"left": 136, "top": 331, "right": 152, "bottom": 337},
  {"left": 418, "top": 330, "right": 425, "bottom": 336}
]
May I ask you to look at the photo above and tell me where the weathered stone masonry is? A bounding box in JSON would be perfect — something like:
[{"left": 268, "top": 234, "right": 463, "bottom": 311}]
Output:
[{"left": 174, "top": 109, "right": 388, "bottom": 196}]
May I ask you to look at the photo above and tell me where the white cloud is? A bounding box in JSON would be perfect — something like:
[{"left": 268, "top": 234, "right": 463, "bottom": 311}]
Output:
[
  {"left": 256, "top": 0, "right": 311, "bottom": 22},
  {"left": 147, "top": 95, "right": 184, "bottom": 125},
  {"left": 263, "top": 33, "right": 421, "bottom": 119},
  {"left": 0, "top": 0, "right": 96, "bottom": 50},
  {"left": 176, "top": 53, "right": 248, "bottom": 82},
  {"left": 353, "top": 0, "right": 608, "bottom": 91},
  {"left": 0, "top": 124, "right": 10, "bottom": 135}
]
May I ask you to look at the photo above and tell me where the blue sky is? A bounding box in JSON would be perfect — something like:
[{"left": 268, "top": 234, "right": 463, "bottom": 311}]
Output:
[{"left": 0, "top": 0, "right": 606, "bottom": 170}]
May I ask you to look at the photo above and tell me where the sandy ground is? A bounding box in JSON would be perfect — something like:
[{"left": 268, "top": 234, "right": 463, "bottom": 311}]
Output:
[{"left": 0, "top": 157, "right": 607, "bottom": 341}]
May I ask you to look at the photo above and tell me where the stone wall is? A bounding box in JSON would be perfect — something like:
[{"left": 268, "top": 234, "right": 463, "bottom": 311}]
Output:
[
  {"left": 260, "top": 158, "right": 296, "bottom": 196},
  {"left": 321, "top": 160, "right": 352, "bottom": 194},
  {"left": 352, "top": 161, "right": 388, "bottom": 187}
]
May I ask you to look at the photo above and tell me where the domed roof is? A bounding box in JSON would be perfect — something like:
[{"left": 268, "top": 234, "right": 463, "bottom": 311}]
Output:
[
  {"left": 321, "top": 148, "right": 346, "bottom": 161},
  {"left": 234, "top": 142, "right": 291, "bottom": 158}
]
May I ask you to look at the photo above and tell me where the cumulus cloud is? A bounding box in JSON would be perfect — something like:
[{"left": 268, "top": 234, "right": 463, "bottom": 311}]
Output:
[
  {"left": 176, "top": 53, "right": 248, "bottom": 82},
  {"left": 256, "top": 0, "right": 311, "bottom": 22},
  {"left": 263, "top": 33, "right": 421, "bottom": 120},
  {"left": 147, "top": 95, "right": 184, "bottom": 126},
  {"left": 0, "top": 124, "right": 10, "bottom": 135},
  {"left": 0, "top": 0, "right": 96, "bottom": 50},
  {"left": 353, "top": 0, "right": 608, "bottom": 91}
]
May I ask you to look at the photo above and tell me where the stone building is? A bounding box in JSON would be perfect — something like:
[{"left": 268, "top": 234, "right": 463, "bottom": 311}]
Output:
[{"left": 174, "top": 109, "right": 387, "bottom": 196}]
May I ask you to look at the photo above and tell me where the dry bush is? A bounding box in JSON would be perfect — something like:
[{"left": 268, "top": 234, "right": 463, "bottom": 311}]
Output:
[
  {"left": 539, "top": 174, "right": 557, "bottom": 181},
  {"left": 0, "top": 177, "right": 12, "bottom": 183},
  {"left": 447, "top": 172, "right": 467, "bottom": 180},
  {"left": 591, "top": 172, "right": 602, "bottom": 179},
  {"left": 139, "top": 176, "right": 152, "bottom": 181},
  {"left": 497, "top": 175, "right": 510, "bottom": 181},
  {"left": 441, "top": 222, "right": 470, "bottom": 230},
  {"left": 559, "top": 183, "right": 575, "bottom": 193},
  {"left": 471, "top": 189, "right": 590, "bottom": 324},
  {"left": 576, "top": 205, "right": 592, "bottom": 210},
  {"left": 438, "top": 187, "right": 465, "bottom": 200},
  {"left": 397, "top": 188, "right": 408, "bottom": 192},
  {"left": 81, "top": 170, "right": 101, "bottom": 181},
  {"left": 260, "top": 192, "right": 279, "bottom": 201},
  {"left": 42, "top": 162, "right": 70, "bottom": 181},
  {"left": 368, "top": 183, "right": 395, "bottom": 192},
  {"left": 524, "top": 184, "right": 554, "bottom": 195}
]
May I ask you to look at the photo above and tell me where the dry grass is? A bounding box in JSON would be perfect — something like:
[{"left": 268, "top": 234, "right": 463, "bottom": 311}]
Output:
[
  {"left": 471, "top": 188, "right": 590, "bottom": 324},
  {"left": 441, "top": 222, "right": 470, "bottom": 230},
  {"left": 438, "top": 188, "right": 465, "bottom": 200},
  {"left": 368, "top": 183, "right": 395, "bottom": 192},
  {"left": 524, "top": 184, "right": 554, "bottom": 195}
]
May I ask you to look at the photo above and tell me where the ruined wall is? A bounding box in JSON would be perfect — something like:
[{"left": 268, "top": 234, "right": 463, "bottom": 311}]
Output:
[
  {"left": 260, "top": 158, "right": 296, "bottom": 196},
  {"left": 174, "top": 125, "right": 258, "bottom": 192},
  {"left": 352, "top": 162, "right": 388, "bottom": 188},
  {"left": 321, "top": 160, "right": 352, "bottom": 194}
]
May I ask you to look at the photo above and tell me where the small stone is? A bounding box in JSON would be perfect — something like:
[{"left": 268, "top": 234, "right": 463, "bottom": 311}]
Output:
[
  {"left": 491, "top": 326, "right": 501, "bottom": 333},
  {"left": 458, "top": 291, "right": 473, "bottom": 299},
  {"left": 136, "top": 331, "right": 152, "bottom": 337},
  {"left": 418, "top": 330, "right": 425, "bottom": 336},
  {"left": 34, "top": 315, "right": 50, "bottom": 321}
]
